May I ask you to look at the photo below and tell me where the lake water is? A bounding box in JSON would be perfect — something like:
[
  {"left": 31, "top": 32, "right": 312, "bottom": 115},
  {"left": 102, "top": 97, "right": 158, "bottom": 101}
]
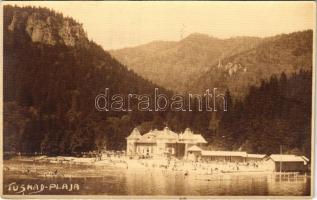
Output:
[{"left": 3, "top": 161, "right": 311, "bottom": 196}]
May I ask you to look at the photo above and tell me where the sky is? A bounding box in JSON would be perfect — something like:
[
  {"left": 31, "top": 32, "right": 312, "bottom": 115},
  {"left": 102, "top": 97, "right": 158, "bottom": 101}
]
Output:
[{"left": 4, "top": 1, "right": 316, "bottom": 50}]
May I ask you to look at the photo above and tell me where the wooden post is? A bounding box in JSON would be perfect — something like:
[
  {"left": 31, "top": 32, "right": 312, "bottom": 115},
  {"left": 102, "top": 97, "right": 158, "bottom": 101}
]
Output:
[
  {"left": 280, "top": 145, "right": 282, "bottom": 173},
  {"left": 279, "top": 145, "right": 282, "bottom": 181}
]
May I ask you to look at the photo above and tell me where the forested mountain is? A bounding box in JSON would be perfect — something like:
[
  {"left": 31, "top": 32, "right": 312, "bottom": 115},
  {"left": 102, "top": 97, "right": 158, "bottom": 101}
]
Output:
[
  {"left": 110, "top": 34, "right": 261, "bottom": 93},
  {"left": 191, "top": 30, "right": 313, "bottom": 97},
  {"left": 3, "top": 5, "right": 172, "bottom": 154},
  {"left": 111, "top": 31, "right": 313, "bottom": 97},
  {"left": 3, "top": 5, "right": 313, "bottom": 159},
  {"left": 213, "top": 71, "right": 312, "bottom": 158}
]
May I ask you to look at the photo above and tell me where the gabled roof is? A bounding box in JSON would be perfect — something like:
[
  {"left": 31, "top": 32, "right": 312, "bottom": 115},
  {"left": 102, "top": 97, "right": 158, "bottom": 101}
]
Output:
[
  {"left": 156, "top": 127, "right": 178, "bottom": 140},
  {"left": 130, "top": 127, "right": 207, "bottom": 144},
  {"left": 247, "top": 154, "right": 267, "bottom": 159},
  {"left": 193, "top": 134, "right": 207, "bottom": 143},
  {"left": 179, "top": 128, "right": 207, "bottom": 143},
  {"left": 201, "top": 150, "right": 247, "bottom": 157},
  {"left": 126, "top": 128, "right": 141, "bottom": 140},
  {"left": 270, "top": 154, "right": 309, "bottom": 162},
  {"left": 181, "top": 128, "right": 194, "bottom": 140},
  {"left": 187, "top": 145, "right": 202, "bottom": 152},
  {"left": 138, "top": 131, "right": 157, "bottom": 143}
]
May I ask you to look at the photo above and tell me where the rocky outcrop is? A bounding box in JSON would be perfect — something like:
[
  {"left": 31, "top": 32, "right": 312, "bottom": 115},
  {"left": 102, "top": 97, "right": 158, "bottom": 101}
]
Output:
[
  {"left": 218, "top": 60, "right": 247, "bottom": 76},
  {"left": 7, "top": 9, "right": 88, "bottom": 46}
]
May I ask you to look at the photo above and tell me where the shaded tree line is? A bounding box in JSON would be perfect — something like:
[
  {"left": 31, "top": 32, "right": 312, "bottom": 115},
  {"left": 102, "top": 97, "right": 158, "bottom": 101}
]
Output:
[{"left": 214, "top": 71, "right": 312, "bottom": 158}]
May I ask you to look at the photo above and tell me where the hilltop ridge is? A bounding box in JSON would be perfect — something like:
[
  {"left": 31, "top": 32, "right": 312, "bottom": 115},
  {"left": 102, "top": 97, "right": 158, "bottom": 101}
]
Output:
[{"left": 111, "top": 30, "right": 312, "bottom": 96}]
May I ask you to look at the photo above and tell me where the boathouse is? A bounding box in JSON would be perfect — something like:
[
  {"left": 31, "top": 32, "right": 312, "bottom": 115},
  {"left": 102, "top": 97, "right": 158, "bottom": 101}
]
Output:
[{"left": 267, "top": 154, "right": 309, "bottom": 172}]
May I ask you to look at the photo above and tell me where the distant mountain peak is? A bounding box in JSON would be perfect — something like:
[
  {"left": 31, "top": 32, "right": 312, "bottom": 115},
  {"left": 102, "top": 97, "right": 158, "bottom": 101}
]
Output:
[
  {"left": 182, "top": 33, "right": 216, "bottom": 41},
  {"left": 111, "top": 30, "right": 312, "bottom": 96}
]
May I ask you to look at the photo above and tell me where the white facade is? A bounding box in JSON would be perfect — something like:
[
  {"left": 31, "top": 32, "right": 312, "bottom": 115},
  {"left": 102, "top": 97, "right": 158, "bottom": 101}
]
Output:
[{"left": 126, "top": 127, "right": 207, "bottom": 158}]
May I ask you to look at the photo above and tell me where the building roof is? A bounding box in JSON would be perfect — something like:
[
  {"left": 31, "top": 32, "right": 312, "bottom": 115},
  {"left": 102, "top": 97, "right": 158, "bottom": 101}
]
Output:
[
  {"left": 138, "top": 131, "right": 157, "bottom": 143},
  {"left": 126, "top": 128, "right": 141, "bottom": 140},
  {"left": 302, "top": 156, "right": 309, "bottom": 162},
  {"left": 181, "top": 128, "right": 194, "bottom": 140},
  {"left": 193, "top": 134, "right": 207, "bottom": 143},
  {"left": 187, "top": 145, "right": 202, "bottom": 152},
  {"left": 179, "top": 128, "right": 207, "bottom": 143},
  {"left": 187, "top": 146, "right": 249, "bottom": 157},
  {"left": 135, "top": 127, "right": 179, "bottom": 143},
  {"left": 247, "top": 154, "right": 267, "bottom": 159},
  {"left": 156, "top": 127, "right": 179, "bottom": 140},
  {"left": 201, "top": 150, "right": 247, "bottom": 157},
  {"left": 128, "top": 127, "right": 207, "bottom": 145},
  {"left": 269, "top": 154, "right": 309, "bottom": 162}
]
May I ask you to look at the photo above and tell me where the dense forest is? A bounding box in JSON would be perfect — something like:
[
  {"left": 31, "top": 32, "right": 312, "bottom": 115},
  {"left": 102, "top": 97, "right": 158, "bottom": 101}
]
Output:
[
  {"left": 112, "top": 30, "right": 312, "bottom": 98},
  {"left": 3, "top": 5, "right": 313, "bottom": 159},
  {"left": 3, "top": 5, "right": 171, "bottom": 154},
  {"left": 110, "top": 34, "right": 261, "bottom": 93},
  {"left": 191, "top": 30, "right": 313, "bottom": 97},
  {"left": 212, "top": 71, "right": 312, "bottom": 158}
]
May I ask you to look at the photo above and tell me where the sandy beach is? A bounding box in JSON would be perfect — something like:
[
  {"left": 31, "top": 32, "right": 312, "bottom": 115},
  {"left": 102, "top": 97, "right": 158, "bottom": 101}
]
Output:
[{"left": 4, "top": 154, "right": 280, "bottom": 179}]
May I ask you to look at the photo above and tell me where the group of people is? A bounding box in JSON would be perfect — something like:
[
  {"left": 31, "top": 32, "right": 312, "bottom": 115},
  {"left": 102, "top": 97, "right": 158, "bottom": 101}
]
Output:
[{"left": 120, "top": 156, "right": 267, "bottom": 175}]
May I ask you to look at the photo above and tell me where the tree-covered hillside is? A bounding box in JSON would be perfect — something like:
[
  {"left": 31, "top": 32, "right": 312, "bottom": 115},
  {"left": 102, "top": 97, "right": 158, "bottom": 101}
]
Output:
[
  {"left": 110, "top": 33, "right": 261, "bottom": 93},
  {"left": 3, "top": 5, "right": 313, "bottom": 159},
  {"left": 191, "top": 30, "right": 313, "bottom": 98},
  {"left": 212, "top": 70, "right": 312, "bottom": 158},
  {"left": 111, "top": 30, "right": 312, "bottom": 99},
  {"left": 3, "top": 5, "right": 171, "bottom": 154}
]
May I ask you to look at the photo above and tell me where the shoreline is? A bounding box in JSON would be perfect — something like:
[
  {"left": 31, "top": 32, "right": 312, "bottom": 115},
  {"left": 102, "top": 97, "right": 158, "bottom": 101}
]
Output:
[
  {"left": 3, "top": 156, "right": 310, "bottom": 196},
  {"left": 4, "top": 155, "right": 310, "bottom": 178}
]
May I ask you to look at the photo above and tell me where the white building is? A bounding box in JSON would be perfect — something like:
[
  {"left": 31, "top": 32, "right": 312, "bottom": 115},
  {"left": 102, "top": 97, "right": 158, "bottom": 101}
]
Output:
[
  {"left": 187, "top": 145, "right": 248, "bottom": 162},
  {"left": 126, "top": 127, "right": 207, "bottom": 158}
]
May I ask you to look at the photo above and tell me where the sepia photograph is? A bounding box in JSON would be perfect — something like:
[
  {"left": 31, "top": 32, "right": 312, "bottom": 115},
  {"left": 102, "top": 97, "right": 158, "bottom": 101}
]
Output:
[{"left": 1, "top": 1, "right": 316, "bottom": 198}]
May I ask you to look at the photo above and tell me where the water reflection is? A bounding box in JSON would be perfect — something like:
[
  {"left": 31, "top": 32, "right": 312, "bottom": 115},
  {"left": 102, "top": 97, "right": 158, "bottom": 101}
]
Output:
[{"left": 3, "top": 162, "right": 310, "bottom": 196}]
